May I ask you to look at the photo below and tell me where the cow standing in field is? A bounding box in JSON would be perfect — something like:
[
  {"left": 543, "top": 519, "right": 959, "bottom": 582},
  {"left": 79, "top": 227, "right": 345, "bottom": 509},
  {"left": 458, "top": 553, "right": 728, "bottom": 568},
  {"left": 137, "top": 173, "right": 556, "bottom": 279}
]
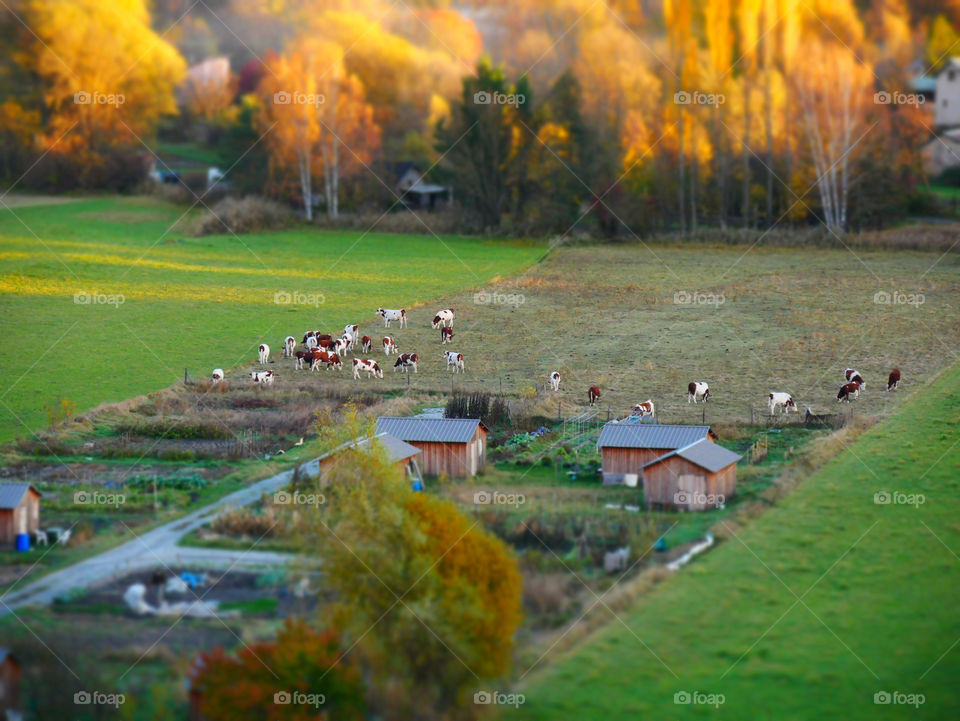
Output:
[
  {"left": 394, "top": 353, "right": 419, "bottom": 373},
  {"left": 283, "top": 336, "right": 296, "bottom": 358},
  {"left": 361, "top": 335, "right": 372, "bottom": 354},
  {"left": 294, "top": 351, "right": 312, "bottom": 370},
  {"left": 251, "top": 370, "right": 274, "bottom": 385},
  {"left": 312, "top": 350, "right": 342, "bottom": 371},
  {"left": 440, "top": 326, "right": 454, "bottom": 344},
  {"left": 887, "top": 369, "right": 901, "bottom": 392},
  {"left": 444, "top": 351, "right": 464, "bottom": 373},
  {"left": 353, "top": 358, "right": 383, "bottom": 379},
  {"left": 633, "top": 400, "right": 655, "bottom": 417},
  {"left": 432, "top": 308, "right": 455, "bottom": 329},
  {"left": 687, "top": 382, "right": 709, "bottom": 404},
  {"left": 588, "top": 386, "right": 601, "bottom": 405},
  {"left": 333, "top": 337, "right": 351, "bottom": 356},
  {"left": 377, "top": 308, "right": 407, "bottom": 328},
  {"left": 549, "top": 371, "right": 561, "bottom": 391},
  {"left": 844, "top": 368, "right": 865, "bottom": 390},
  {"left": 768, "top": 392, "right": 798, "bottom": 415},
  {"left": 211, "top": 369, "right": 224, "bottom": 385},
  {"left": 383, "top": 336, "right": 398, "bottom": 355},
  {"left": 258, "top": 344, "right": 270, "bottom": 364},
  {"left": 837, "top": 381, "right": 861, "bottom": 402}
]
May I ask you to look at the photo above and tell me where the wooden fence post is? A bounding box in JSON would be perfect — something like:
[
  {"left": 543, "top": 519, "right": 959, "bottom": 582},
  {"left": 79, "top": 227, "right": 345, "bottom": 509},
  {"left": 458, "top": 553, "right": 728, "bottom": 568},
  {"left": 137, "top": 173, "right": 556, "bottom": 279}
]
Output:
[{"left": 184, "top": 367, "right": 188, "bottom": 385}]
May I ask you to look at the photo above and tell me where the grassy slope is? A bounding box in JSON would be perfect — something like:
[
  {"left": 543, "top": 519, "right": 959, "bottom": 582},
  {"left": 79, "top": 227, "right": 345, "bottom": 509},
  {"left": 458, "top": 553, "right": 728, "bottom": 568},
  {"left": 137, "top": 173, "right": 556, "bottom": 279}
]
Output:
[
  {"left": 0, "top": 196, "right": 543, "bottom": 442},
  {"left": 518, "top": 363, "right": 960, "bottom": 720}
]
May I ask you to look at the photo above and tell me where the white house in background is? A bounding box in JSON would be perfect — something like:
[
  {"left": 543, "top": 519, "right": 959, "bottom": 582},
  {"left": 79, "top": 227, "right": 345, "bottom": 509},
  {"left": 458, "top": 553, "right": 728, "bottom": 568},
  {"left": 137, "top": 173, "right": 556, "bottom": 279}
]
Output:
[
  {"left": 923, "top": 128, "right": 960, "bottom": 176},
  {"left": 935, "top": 58, "right": 960, "bottom": 128}
]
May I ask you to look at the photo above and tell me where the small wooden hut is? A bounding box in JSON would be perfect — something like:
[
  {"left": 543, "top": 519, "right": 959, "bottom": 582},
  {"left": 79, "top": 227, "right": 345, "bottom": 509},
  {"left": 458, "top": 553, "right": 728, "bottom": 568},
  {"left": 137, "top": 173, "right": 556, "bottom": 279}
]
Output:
[
  {"left": 642, "top": 439, "right": 741, "bottom": 511},
  {"left": 0, "top": 483, "right": 40, "bottom": 547},
  {"left": 375, "top": 418, "right": 487, "bottom": 478}
]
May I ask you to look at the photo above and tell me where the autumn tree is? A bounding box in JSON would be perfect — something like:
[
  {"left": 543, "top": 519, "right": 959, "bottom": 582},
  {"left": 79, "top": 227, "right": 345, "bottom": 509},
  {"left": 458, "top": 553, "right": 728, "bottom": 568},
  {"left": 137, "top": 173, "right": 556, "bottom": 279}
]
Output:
[
  {"left": 191, "top": 619, "right": 366, "bottom": 721},
  {"left": 20, "top": 0, "right": 185, "bottom": 184},
  {"left": 304, "top": 437, "right": 523, "bottom": 721}
]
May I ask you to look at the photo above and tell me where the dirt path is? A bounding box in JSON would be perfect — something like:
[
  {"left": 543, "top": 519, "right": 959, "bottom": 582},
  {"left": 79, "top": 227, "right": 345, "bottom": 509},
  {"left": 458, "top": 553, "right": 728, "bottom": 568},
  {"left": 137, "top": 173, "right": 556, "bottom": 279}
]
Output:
[
  {"left": 0, "top": 194, "right": 80, "bottom": 208},
  {"left": 0, "top": 468, "right": 296, "bottom": 615}
]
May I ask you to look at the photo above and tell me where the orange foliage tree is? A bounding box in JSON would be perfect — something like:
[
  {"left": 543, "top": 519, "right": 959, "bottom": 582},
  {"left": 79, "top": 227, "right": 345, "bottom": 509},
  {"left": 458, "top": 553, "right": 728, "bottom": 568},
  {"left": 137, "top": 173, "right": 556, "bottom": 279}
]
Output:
[{"left": 190, "top": 619, "right": 365, "bottom": 721}]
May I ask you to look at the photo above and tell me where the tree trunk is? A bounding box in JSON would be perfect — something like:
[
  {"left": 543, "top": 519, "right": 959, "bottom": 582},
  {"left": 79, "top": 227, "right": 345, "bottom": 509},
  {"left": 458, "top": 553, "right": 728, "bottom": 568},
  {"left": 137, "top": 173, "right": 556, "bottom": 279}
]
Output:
[
  {"left": 742, "top": 78, "right": 751, "bottom": 228},
  {"left": 677, "top": 114, "right": 686, "bottom": 234}
]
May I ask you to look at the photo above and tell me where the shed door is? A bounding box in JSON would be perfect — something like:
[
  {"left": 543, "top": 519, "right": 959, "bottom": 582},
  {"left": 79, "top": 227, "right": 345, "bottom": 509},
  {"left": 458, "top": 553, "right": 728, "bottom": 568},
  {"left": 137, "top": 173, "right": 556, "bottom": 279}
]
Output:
[{"left": 678, "top": 474, "right": 706, "bottom": 510}]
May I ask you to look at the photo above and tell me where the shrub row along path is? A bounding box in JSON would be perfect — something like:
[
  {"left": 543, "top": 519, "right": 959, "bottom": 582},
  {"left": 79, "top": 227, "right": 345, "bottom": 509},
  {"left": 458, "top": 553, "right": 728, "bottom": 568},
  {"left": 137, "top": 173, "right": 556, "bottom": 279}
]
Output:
[{"left": 0, "top": 468, "right": 295, "bottom": 615}]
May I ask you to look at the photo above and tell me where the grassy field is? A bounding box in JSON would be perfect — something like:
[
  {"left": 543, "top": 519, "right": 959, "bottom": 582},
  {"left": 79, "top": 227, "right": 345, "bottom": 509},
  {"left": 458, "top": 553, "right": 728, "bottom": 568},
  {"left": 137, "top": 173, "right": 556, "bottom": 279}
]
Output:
[
  {"left": 516, "top": 361, "right": 960, "bottom": 720},
  {"left": 0, "top": 196, "right": 544, "bottom": 442}
]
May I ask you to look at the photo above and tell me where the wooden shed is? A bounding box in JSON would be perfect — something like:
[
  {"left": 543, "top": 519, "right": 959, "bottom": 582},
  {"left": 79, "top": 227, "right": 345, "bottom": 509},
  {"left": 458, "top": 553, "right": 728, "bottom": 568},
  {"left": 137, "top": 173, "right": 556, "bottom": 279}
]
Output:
[
  {"left": 375, "top": 417, "right": 487, "bottom": 478},
  {"left": 0, "top": 483, "right": 40, "bottom": 547},
  {"left": 0, "top": 648, "right": 20, "bottom": 719},
  {"left": 597, "top": 422, "right": 714, "bottom": 486},
  {"left": 314, "top": 432, "right": 422, "bottom": 484},
  {"left": 642, "top": 439, "right": 741, "bottom": 511}
]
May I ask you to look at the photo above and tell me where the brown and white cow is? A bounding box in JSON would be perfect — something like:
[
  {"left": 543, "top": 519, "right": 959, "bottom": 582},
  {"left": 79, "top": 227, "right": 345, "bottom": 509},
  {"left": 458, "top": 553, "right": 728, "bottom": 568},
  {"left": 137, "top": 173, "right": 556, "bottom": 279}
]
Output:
[
  {"left": 837, "top": 381, "right": 861, "bottom": 402},
  {"left": 687, "top": 382, "right": 709, "bottom": 404},
  {"left": 393, "top": 353, "right": 419, "bottom": 373},
  {"left": 383, "top": 336, "right": 398, "bottom": 355},
  {"left": 333, "top": 336, "right": 351, "bottom": 356},
  {"left": 283, "top": 336, "right": 296, "bottom": 358},
  {"left": 258, "top": 343, "right": 270, "bottom": 365},
  {"left": 251, "top": 370, "right": 274, "bottom": 385},
  {"left": 444, "top": 351, "right": 464, "bottom": 373},
  {"left": 353, "top": 358, "right": 383, "bottom": 379},
  {"left": 887, "top": 368, "right": 901, "bottom": 392},
  {"left": 432, "top": 308, "right": 455, "bottom": 329},
  {"left": 440, "top": 326, "right": 454, "bottom": 344},
  {"left": 588, "top": 386, "right": 601, "bottom": 405},
  {"left": 312, "top": 350, "right": 342, "bottom": 371},
  {"left": 633, "top": 400, "right": 655, "bottom": 417},
  {"left": 211, "top": 368, "right": 224, "bottom": 385},
  {"left": 361, "top": 335, "right": 372, "bottom": 354},
  {"left": 768, "top": 392, "right": 797, "bottom": 415},
  {"left": 377, "top": 308, "right": 407, "bottom": 328},
  {"left": 549, "top": 371, "right": 561, "bottom": 392},
  {"left": 843, "top": 368, "right": 865, "bottom": 390},
  {"left": 294, "top": 350, "right": 312, "bottom": 370}
]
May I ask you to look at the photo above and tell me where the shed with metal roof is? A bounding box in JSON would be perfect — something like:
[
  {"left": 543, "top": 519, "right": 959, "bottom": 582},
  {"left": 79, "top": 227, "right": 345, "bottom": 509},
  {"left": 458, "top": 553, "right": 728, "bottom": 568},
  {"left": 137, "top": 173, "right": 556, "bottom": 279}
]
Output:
[
  {"left": 310, "top": 432, "right": 423, "bottom": 484},
  {"left": 0, "top": 483, "right": 40, "bottom": 547},
  {"left": 642, "top": 439, "right": 741, "bottom": 511},
  {"left": 596, "top": 423, "right": 715, "bottom": 485},
  {"left": 375, "top": 417, "right": 487, "bottom": 478}
]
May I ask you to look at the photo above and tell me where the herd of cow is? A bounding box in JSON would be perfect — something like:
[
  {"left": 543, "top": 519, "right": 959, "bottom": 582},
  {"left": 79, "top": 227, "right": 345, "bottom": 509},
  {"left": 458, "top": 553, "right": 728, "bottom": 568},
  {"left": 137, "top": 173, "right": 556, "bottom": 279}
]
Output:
[
  {"left": 209, "top": 306, "right": 903, "bottom": 415},
  {"left": 210, "top": 307, "right": 459, "bottom": 387},
  {"left": 579, "top": 367, "right": 901, "bottom": 418}
]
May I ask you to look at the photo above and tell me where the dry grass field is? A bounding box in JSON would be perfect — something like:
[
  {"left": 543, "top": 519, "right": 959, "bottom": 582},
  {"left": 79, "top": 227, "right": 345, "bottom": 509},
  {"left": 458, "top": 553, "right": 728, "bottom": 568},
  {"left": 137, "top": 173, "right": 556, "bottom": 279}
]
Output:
[{"left": 241, "top": 241, "right": 960, "bottom": 424}]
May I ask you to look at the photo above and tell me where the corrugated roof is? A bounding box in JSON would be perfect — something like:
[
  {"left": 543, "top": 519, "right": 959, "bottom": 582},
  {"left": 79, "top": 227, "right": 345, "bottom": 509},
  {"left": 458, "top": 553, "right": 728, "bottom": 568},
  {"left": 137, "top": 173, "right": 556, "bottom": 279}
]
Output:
[
  {"left": 321, "top": 433, "right": 421, "bottom": 464},
  {"left": 644, "top": 439, "right": 742, "bottom": 472},
  {"left": 597, "top": 423, "right": 710, "bottom": 450},
  {"left": 376, "top": 417, "right": 484, "bottom": 443},
  {"left": 0, "top": 482, "right": 38, "bottom": 510}
]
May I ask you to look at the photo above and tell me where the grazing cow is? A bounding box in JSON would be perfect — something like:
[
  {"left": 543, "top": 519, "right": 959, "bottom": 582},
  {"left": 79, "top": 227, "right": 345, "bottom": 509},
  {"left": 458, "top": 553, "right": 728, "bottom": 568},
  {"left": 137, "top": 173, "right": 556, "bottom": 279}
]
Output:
[
  {"left": 283, "top": 336, "right": 296, "bottom": 358},
  {"left": 333, "top": 337, "right": 351, "bottom": 356},
  {"left": 305, "top": 336, "right": 318, "bottom": 350},
  {"left": 311, "top": 350, "right": 342, "bottom": 371},
  {"left": 687, "top": 381, "right": 710, "bottom": 404},
  {"left": 361, "top": 335, "right": 372, "bottom": 354},
  {"left": 258, "top": 343, "right": 270, "bottom": 364},
  {"left": 887, "top": 368, "right": 901, "bottom": 392},
  {"left": 444, "top": 351, "right": 464, "bottom": 373},
  {"left": 294, "top": 351, "right": 312, "bottom": 370},
  {"left": 837, "top": 381, "right": 861, "bottom": 402},
  {"left": 383, "top": 336, "right": 398, "bottom": 355},
  {"left": 251, "top": 370, "right": 274, "bottom": 385},
  {"left": 432, "top": 308, "right": 455, "bottom": 329},
  {"left": 844, "top": 368, "right": 865, "bottom": 390},
  {"left": 549, "top": 371, "right": 561, "bottom": 391},
  {"left": 393, "top": 353, "right": 419, "bottom": 373},
  {"left": 317, "top": 337, "right": 335, "bottom": 350},
  {"left": 588, "top": 386, "right": 601, "bottom": 405},
  {"left": 211, "top": 369, "right": 224, "bottom": 385},
  {"left": 377, "top": 308, "right": 407, "bottom": 328},
  {"left": 344, "top": 325, "right": 359, "bottom": 347},
  {"left": 440, "top": 326, "right": 454, "bottom": 344},
  {"left": 633, "top": 400, "right": 655, "bottom": 417},
  {"left": 768, "top": 392, "right": 798, "bottom": 415},
  {"left": 352, "top": 358, "right": 383, "bottom": 379}
]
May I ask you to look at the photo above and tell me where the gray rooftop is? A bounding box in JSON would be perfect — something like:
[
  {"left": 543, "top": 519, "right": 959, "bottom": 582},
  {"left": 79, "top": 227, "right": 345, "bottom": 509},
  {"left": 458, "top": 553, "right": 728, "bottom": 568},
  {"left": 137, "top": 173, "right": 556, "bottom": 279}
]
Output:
[
  {"left": 644, "top": 439, "right": 742, "bottom": 472},
  {"left": 323, "top": 433, "right": 421, "bottom": 463},
  {"left": 597, "top": 423, "right": 711, "bottom": 450},
  {"left": 376, "top": 417, "right": 484, "bottom": 444},
  {"left": 0, "top": 482, "right": 38, "bottom": 510}
]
